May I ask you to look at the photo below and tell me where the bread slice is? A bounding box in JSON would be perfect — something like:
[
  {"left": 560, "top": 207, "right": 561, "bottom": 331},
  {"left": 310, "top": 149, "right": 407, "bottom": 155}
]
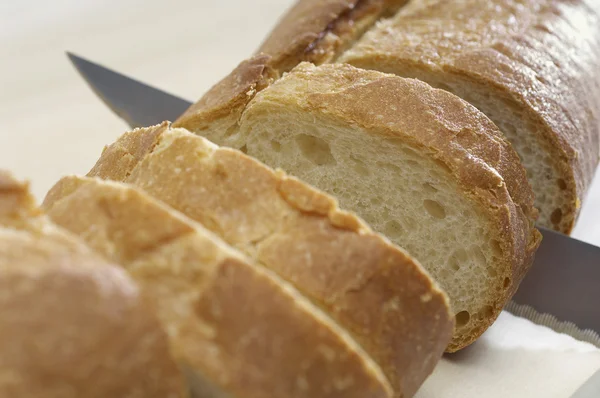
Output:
[
  {"left": 339, "top": 0, "right": 600, "bottom": 233},
  {"left": 82, "top": 123, "right": 453, "bottom": 397},
  {"left": 0, "top": 171, "right": 186, "bottom": 398},
  {"left": 43, "top": 176, "right": 394, "bottom": 398},
  {"left": 175, "top": 62, "right": 541, "bottom": 352},
  {"left": 256, "top": 0, "right": 407, "bottom": 72}
]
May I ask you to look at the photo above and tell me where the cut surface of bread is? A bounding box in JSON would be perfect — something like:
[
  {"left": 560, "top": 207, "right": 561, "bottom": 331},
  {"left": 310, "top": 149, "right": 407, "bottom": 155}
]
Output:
[
  {"left": 339, "top": 0, "right": 600, "bottom": 233},
  {"left": 177, "top": 63, "right": 541, "bottom": 351},
  {"left": 84, "top": 123, "right": 454, "bottom": 397},
  {"left": 44, "top": 176, "right": 393, "bottom": 398},
  {"left": 0, "top": 171, "right": 186, "bottom": 398}
]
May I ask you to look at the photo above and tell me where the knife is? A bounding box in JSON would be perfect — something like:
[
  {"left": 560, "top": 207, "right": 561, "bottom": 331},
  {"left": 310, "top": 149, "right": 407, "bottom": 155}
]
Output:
[{"left": 66, "top": 52, "right": 600, "bottom": 343}]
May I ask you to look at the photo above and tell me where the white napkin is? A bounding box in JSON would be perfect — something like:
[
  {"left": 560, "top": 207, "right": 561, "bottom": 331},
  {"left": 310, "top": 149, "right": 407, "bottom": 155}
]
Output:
[{"left": 418, "top": 312, "right": 600, "bottom": 397}]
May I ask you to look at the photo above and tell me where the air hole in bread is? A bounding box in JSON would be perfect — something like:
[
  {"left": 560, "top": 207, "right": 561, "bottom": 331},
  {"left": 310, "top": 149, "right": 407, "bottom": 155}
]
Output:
[
  {"left": 551, "top": 208, "right": 563, "bottom": 225},
  {"left": 520, "top": 145, "right": 533, "bottom": 157},
  {"left": 350, "top": 155, "right": 370, "bottom": 176},
  {"left": 295, "top": 134, "right": 336, "bottom": 166},
  {"left": 270, "top": 140, "right": 281, "bottom": 152},
  {"left": 423, "top": 199, "right": 446, "bottom": 219},
  {"left": 224, "top": 124, "right": 239, "bottom": 138},
  {"left": 455, "top": 311, "right": 470, "bottom": 328},
  {"left": 448, "top": 249, "right": 468, "bottom": 271},
  {"left": 557, "top": 179, "right": 567, "bottom": 190},
  {"left": 490, "top": 240, "right": 503, "bottom": 257},
  {"left": 433, "top": 159, "right": 452, "bottom": 174},
  {"left": 422, "top": 182, "right": 438, "bottom": 193},
  {"left": 481, "top": 305, "right": 494, "bottom": 319},
  {"left": 239, "top": 145, "right": 248, "bottom": 154},
  {"left": 535, "top": 75, "right": 548, "bottom": 85},
  {"left": 533, "top": 23, "right": 551, "bottom": 33},
  {"left": 402, "top": 147, "right": 419, "bottom": 158},
  {"left": 370, "top": 197, "right": 382, "bottom": 206},
  {"left": 378, "top": 162, "right": 402, "bottom": 174},
  {"left": 503, "top": 277, "right": 511, "bottom": 289},
  {"left": 384, "top": 220, "right": 404, "bottom": 239},
  {"left": 470, "top": 246, "right": 486, "bottom": 267},
  {"left": 405, "top": 159, "right": 419, "bottom": 167}
]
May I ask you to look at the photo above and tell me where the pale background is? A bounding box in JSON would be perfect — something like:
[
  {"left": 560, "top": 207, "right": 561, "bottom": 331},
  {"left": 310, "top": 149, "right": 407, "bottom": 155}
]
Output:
[{"left": 1, "top": 1, "right": 599, "bottom": 396}]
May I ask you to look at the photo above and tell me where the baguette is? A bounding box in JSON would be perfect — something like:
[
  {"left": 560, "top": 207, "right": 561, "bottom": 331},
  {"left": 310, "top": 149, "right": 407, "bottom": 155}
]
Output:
[
  {"left": 174, "top": 63, "right": 541, "bottom": 352},
  {"left": 339, "top": 0, "right": 600, "bottom": 233},
  {"left": 81, "top": 123, "right": 453, "bottom": 397},
  {"left": 44, "top": 175, "right": 394, "bottom": 398},
  {"left": 0, "top": 171, "right": 186, "bottom": 398}
]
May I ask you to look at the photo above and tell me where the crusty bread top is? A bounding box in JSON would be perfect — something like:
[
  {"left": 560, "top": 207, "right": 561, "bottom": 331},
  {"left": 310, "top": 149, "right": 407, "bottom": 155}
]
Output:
[
  {"left": 256, "top": 0, "right": 406, "bottom": 72},
  {"left": 85, "top": 123, "right": 454, "bottom": 396},
  {"left": 175, "top": 55, "right": 278, "bottom": 137},
  {"left": 44, "top": 175, "right": 395, "bottom": 398},
  {"left": 340, "top": 0, "right": 600, "bottom": 231},
  {"left": 175, "top": 0, "right": 406, "bottom": 134},
  {"left": 0, "top": 172, "right": 186, "bottom": 398}
]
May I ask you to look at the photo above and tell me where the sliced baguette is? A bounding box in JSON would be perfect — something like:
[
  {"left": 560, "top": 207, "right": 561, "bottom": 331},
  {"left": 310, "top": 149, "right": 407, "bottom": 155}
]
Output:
[
  {"left": 82, "top": 123, "right": 453, "bottom": 397},
  {"left": 43, "top": 175, "right": 394, "bottom": 398},
  {"left": 339, "top": 0, "right": 600, "bottom": 233},
  {"left": 175, "top": 62, "right": 541, "bottom": 351},
  {"left": 0, "top": 171, "right": 186, "bottom": 398}
]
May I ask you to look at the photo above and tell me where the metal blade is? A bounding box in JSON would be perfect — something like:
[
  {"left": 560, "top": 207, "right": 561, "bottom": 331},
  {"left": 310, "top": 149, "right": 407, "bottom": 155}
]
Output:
[
  {"left": 512, "top": 227, "right": 600, "bottom": 336},
  {"left": 67, "top": 53, "right": 600, "bottom": 334},
  {"left": 67, "top": 52, "right": 192, "bottom": 127}
]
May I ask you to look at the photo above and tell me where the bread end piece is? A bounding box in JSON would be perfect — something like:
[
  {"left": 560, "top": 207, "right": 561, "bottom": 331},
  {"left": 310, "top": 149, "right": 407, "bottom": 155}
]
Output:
[{"left": 0, "top": 172, "right": 186, "bottom": 398}]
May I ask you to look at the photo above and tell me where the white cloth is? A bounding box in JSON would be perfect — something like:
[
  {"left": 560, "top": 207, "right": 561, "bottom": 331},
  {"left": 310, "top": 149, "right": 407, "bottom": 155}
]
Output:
[{"left": 1, "top": 1, "right": 599, "bottom": 396}]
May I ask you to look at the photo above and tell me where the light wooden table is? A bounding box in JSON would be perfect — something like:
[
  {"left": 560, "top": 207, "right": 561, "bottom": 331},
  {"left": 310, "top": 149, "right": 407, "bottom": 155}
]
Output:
[{"left": 1, "top": 1, "right": 599, "bottom": 396}]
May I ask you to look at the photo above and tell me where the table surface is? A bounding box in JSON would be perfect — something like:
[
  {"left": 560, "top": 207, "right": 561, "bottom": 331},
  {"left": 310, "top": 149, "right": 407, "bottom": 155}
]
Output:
[{"left": 1, "top": 1, "right": 600, "bottom": 396}]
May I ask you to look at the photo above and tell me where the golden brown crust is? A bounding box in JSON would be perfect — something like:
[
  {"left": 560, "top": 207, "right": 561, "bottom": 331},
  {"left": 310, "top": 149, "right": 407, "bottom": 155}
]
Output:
[
  {"left": 0, "top": 172, "right": 186, "bottom": 398},
  {"left": 175, "top": 0, "right": 407, "bottom": 138},
  {"left": 0, "top": 171, "right": 42, "bottom": 228},
  {"left": 256, "top": 0, "right": 407, "bottom": 72},
  {"left": 44, "top": 176, "right": 394, "bottom": 398},
  {"left": 174, "top": 56, "right": 278, "bottom": 137},
  {"left": 340, "top": 0, "right": 600, "bottom": 233},
  {"left": 84, "top": 126, "right": 454, "bottom": 397},
  {"left": 243, "top": 62, "right": 541, "bottom": 351}
]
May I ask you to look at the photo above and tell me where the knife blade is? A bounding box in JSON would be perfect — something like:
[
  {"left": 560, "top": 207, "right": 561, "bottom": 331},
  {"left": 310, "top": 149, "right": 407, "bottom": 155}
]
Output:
[
  {"left": 67, "top": 52, "right": 191, "bottom": 128},
  {"left": 66, "top": 52, "right": 600, "bottom": 340}
]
